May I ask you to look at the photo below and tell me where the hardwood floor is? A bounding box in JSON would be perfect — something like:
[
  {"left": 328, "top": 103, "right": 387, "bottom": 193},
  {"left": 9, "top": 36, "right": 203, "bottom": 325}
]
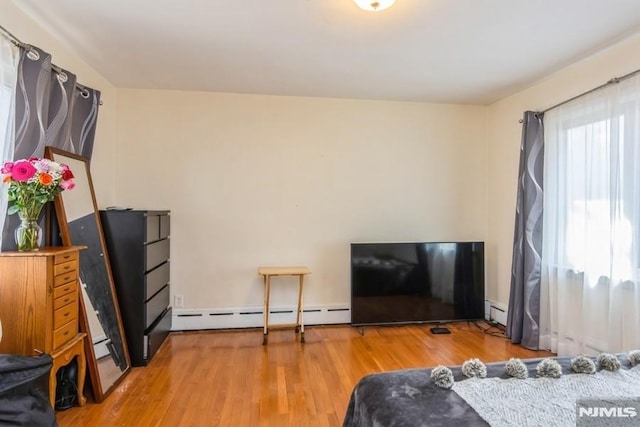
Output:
[{"left": 56, "top": 323, "right": 552, "bottom": 426}]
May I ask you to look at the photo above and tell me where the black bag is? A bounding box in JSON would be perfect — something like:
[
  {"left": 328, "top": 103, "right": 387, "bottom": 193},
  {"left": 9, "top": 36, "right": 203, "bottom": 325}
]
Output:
[
  {"left": 55, "top": 358, "right": 78, "bottom": 410},
  {"left": 0, "top": 354, "right": 57, "bottom": 427}
]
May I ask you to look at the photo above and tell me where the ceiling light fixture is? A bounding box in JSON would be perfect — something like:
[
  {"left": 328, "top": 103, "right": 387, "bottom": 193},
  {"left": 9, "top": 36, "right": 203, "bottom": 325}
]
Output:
[{"left": 353, "top": 0, "right": 396, "bottom": 12}]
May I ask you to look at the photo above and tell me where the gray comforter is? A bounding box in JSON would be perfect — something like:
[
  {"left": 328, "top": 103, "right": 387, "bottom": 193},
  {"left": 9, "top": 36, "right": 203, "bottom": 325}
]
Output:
[{"left": 342, "top": 354, "right": 633, "bottom": 427}]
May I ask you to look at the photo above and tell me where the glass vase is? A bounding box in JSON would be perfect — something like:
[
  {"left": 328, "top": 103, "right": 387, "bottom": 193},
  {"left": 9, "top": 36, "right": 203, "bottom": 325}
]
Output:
[{"left": 15, "top": 213, "right": 43, "bottom": 251}]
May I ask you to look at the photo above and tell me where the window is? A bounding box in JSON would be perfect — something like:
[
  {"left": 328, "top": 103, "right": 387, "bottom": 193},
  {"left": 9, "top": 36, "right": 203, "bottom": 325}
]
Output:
[
  {"left": 544, "top": 82, "right": 640, "bottom": 286},
  {"left": 540, "top": 75, "right": 640, "bottom": 355},
  {"left": 0, "top": 37, "right": 19, "bottom": 248}
]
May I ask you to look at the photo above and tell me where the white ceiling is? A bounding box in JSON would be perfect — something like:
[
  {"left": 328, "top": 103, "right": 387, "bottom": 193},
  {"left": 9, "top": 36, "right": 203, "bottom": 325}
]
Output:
[{"left": 10, "top": 0, "right": 640, "bottom": 104}]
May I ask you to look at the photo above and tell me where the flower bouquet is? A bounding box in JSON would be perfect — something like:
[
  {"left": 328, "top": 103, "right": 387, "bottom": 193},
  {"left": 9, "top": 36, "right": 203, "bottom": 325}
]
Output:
[{"left": 2, "top": 157, "right": 75, "bottom": 251}]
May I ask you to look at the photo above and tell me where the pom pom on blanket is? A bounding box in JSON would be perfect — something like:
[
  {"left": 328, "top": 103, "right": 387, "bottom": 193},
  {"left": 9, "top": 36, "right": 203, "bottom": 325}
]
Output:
[
  {"left": 569, "top": 355, "right": 596, "bottom": 374},
  {"left": 461, "top": 358, "right": 487, "bottom": 378},
  {"left": 430, "top": 365, "right": 454, "bottom": 389},
  {"left": 536, "top": 358, "right": 562, "bottom": 378},
  {"left": 628, "top": 350, "right": 640, "bottom": 367},
  {"left": 597, "top": 353, "right": 621, "bottom": 371},
  {"left": 504, "top": 358, "right": 528, "bottom": 379}
]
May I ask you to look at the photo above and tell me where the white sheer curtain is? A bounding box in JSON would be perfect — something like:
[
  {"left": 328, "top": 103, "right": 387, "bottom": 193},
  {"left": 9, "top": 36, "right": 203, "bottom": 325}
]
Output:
[
  {"left": 0, "top": 36, "right": 19, "bottom": 249},
  {"left": 540, "top": 73, "right": 640, "bottom": 355}
]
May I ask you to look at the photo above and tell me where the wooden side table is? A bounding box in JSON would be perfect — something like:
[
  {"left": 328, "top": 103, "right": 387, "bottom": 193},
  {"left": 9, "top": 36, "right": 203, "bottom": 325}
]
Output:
[
  {"left": 49, "top": 333, "right": 87, "bottom": 408},
  {"left": 258, "top": 266, "right": 311, "bottom": 345}
]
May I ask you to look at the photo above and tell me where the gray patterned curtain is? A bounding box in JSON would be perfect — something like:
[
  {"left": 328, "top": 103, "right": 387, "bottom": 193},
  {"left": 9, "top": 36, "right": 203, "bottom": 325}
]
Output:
[
  {"left": 13, "top": 46, "right": 52, "bottom": 161},
  {"left": 1, "top": 45, "right": 100, "bottom": 250},
  {"left": 506, "top": 111, "right": 544, "bottom": 350}
]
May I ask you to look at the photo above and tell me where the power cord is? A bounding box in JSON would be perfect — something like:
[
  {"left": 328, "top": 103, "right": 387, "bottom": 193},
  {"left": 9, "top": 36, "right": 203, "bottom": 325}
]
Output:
[{"left": 446, "top": 320, "right": 509, "bottom": 339}]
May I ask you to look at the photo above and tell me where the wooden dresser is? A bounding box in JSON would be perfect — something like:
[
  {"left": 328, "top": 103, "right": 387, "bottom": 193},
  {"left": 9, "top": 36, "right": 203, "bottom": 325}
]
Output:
[
  {"left": 0, "top": 246, "right": 87, "bottom": 408},
  {"left": 100, "top": 210, "right": 172, "bottom": 366}
]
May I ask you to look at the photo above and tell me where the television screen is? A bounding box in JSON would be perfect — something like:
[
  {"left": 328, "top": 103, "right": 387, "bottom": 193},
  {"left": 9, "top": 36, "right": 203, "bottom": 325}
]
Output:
[{"left": 351, "top": 242, "right": 485, "bottom": 325}]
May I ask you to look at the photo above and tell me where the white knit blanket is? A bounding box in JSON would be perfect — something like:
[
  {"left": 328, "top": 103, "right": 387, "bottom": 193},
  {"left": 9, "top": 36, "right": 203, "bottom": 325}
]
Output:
[{"left": 451, "top": 366, "right": 640, "bottom": 427}]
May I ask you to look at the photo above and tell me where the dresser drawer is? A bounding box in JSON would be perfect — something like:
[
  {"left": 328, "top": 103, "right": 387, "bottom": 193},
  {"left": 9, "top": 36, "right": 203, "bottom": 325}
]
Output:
[
  {"left": 145, "top": 262, "right": 170, "bottom": 301},
  {"left": 145, "top": 214, "right": 170, "bottom": 243},
  {"left": 54, "top": 260, "right": 76, "bottom": 276},
  {"left": 160, "top": 215, "right": 170, "bottom": 239},
  {"left": 54, "top": 301, "right": 78, "bottom": 329},
  {"left": 54, "top": 289, "right": 78, "bottom": 310},
  {"left": 53, "top": 320, "right": 77, "bottom": 348},
  {"left": 145, "top": 285, "right": 170, "bottom": 329},
  {"left": 53, "top": 279, "right": 76, "bottom": 298},
  {"left": 54, "top": 251, "right": 78, "bottom": 265},
  {"left": 54, "top": 271, "right": 76, "bottom": 288},
  {"left": 146, "top": 215, "right": 160, "bottom": 242},
  {"left": 145, "top": 239, "right": 170, "bottom": 272},
  {"left": 144, "top": 307, "right": 171, "bottom": 362}
]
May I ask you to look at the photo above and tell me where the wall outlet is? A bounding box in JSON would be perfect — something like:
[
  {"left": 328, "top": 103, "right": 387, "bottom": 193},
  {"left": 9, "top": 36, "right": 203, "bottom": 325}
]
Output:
[{"left": 174, "top": 294, "right": 184, "bottom": 308}]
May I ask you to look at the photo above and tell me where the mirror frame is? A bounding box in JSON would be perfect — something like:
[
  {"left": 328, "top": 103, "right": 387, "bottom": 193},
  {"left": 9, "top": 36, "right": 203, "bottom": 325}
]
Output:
[{"left": 45, "top": 147, "right": 131, "bottom": 401}]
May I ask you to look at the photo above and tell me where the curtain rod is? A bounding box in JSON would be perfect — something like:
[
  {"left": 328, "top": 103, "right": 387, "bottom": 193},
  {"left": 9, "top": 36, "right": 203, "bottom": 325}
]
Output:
[
  {"left": 0, "top": 24, "right": 102, "bottom": 105},
  {"left": 540, "top": 67, "right": 640, "bottom": 114},
  {"left": 0, "top": 23, "right": 28, "bottom": 49}
]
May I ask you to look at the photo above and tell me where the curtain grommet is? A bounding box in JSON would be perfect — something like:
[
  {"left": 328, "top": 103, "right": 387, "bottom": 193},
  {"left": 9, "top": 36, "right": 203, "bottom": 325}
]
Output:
[{"left": 26, "top": 47, "right": 39, "bottom": 61}]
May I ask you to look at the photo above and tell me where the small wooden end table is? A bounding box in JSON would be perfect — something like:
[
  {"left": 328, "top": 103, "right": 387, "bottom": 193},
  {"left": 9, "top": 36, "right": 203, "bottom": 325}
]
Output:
[
  {"left": 49, "top": 332, "right": 87, "bottom": 408},
  {"left": 258, "top": 266, "right": 311, "bottom": 345}
]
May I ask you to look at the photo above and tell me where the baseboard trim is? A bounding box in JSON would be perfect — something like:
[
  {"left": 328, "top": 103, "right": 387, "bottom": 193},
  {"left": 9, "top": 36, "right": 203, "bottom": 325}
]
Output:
[{"left": 171, "top": 304, "right": 351, "bottom": 331}]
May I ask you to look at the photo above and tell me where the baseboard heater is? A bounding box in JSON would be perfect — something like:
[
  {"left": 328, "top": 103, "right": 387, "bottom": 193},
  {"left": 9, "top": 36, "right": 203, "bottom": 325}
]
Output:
[
  {"left": 172, "top": 304, "right": 351, "bottom": 331},
  {"left": 485, "top": 300, "right": 508, "bottom": 326}
]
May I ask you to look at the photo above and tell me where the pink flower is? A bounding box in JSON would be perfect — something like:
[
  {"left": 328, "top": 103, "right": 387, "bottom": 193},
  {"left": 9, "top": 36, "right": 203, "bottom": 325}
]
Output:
[
  {"left": 35, "top": 159, "right": 51, "bottom": 172},
  {"left": 3, "top": 158, "right": 75, "bottom": 219},
  {"left": 11, "top": 160, "right": 37, "bottom": 181},
  {"left": 62, "top": 169, "right": 74, "bottom": 180},
  {"left": 1, "top": 162, "right": 14, "bottom": 174},
  {"left": 60, "top": 180, "right": 75, "bottom": 190}
]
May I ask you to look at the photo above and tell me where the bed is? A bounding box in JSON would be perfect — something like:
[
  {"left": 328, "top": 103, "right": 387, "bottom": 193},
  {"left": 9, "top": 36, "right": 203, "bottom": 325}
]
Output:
[{"left": 343, "top": 353, "right": 639, "bottom": 427}]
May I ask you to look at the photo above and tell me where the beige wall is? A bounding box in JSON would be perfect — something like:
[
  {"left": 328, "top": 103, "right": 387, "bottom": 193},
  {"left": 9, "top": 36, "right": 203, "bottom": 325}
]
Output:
[
  {"left": 486, "top": 32, "right": 640, "bottom": 306},
  {"left": 1, "top": 2, "right": 117, "bottom": 206},
  {"left": 116, "top": 90, "right": 488, "bottom": 309},
  {"left": 12, "top": 0, "right": 639, "bottom": 317},
  {"left": 5, "top": 1, "right": 490, "bottom": 315}
]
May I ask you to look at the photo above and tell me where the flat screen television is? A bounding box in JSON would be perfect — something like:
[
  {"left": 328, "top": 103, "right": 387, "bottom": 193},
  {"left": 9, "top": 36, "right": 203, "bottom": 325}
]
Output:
[{"left": 351, "top": 242, "right": 485, "bottom": 325}]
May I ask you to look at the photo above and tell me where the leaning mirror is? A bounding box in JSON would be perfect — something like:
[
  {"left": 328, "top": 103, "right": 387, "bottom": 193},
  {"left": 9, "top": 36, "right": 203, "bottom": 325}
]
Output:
[{"left": 45, "top": 147, "right": 130, "bottom": 402}]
